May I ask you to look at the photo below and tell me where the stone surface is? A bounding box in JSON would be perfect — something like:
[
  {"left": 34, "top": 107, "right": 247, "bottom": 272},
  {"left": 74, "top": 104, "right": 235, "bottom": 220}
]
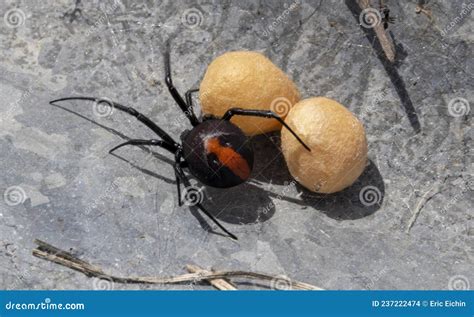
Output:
[{"left": 0, "top": 0, "right": 472, "bottom": 290}]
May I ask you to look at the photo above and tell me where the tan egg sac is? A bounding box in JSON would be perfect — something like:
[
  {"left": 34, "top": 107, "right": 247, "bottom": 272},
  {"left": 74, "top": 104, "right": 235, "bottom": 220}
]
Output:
[
  {"left": 199, "top": 51, "right": 300, "bottom": 136},
  {"left": 281, "top": 97, "right": 368, "bottom": 194}
]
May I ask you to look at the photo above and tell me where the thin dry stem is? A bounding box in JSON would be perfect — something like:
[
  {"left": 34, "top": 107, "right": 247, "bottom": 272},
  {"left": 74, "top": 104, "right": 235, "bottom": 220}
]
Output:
[
  {"left": 357, "top": 0, "right": 396, "bottom": 62},
  {"left": 32, "top": 240, "right": 323, "bottom": 290},
  {"left": 186, "top": 265, "right": 237, "bottom": 290}
]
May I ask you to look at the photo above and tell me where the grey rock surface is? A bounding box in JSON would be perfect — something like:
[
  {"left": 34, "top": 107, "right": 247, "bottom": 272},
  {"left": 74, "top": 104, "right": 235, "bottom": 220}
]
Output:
[{"left": 0, "top": 0, "right": 472, "bottom": 290}]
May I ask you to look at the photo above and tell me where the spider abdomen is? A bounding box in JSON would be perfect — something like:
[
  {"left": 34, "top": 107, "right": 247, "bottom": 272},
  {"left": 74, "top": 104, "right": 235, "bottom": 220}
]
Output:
[{"left": 181, "top": 119, "right": 254, "bottom": 188}]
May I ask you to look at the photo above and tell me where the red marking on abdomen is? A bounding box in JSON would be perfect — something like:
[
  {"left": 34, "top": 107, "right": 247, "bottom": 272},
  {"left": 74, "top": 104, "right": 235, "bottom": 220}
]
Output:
[{"left": 206, "top": 138, "right": 250, "bottom": 180}]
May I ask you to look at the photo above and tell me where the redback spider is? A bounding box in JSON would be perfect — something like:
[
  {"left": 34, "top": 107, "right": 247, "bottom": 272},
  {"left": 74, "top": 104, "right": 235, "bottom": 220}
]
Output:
[{"left": 50, "top": 42, "right": 311, "bottom": 240}]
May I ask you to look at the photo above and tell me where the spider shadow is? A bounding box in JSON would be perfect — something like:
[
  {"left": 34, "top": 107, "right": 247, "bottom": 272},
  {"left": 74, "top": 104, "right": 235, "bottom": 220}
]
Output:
[
  {"left": 250, "top": 132, "right": 293, "bottom": 186},
  {"left": 108, "top": 152, "right": 175, "bottom": 185},
  {"left": 50, "top": 101, "right": 223, "bottom": 236},
  {"left": 345, "top": 0, "right": 421, "bottom": 133},
  {"left": 298, "top": 160, "right": 385, "bottom": 220},
  {"left": 49, "top": 101, "right": 274, "bottom": 233},
  {"left": 205, "top": 160, "right": 384, "bottom": 225},
  {"left": 52, "top": 101, "right": 382, "bottom": 229},
  {"left": 202, "top": 182, "right": 276, "bottom": 225},
  {"left": 200, "top": 134, "right": 384, "bottom": 225}
]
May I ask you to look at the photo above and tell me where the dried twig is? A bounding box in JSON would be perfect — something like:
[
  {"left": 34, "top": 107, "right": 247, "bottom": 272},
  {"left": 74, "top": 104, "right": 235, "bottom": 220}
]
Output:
[
  {"left": 357, "top": 0, "right": 396, "bottom": 62},
  {"left": 186, "top": 265, "right": 237, "bottom": 290},
  {"left": 415, "top": 1, "right": 434, "bottom": 22},
  {"left": 405, "top": 180, "right": 444, "bottom": 233},
  {"left": 32, "top": 240, "right": 323, "bottom": 290}
]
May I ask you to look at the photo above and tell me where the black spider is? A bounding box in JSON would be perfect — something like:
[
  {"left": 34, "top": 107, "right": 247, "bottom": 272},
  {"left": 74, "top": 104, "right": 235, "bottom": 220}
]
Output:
[
  {"left": 380, "top": 6, "right": 396, "bottom": 29},
  {"left": 50, "top": 43, "right": 310, "bottom": 240}
]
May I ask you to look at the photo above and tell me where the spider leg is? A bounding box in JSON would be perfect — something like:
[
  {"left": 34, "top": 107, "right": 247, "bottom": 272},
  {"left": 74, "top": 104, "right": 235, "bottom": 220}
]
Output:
[
  {"left": 194, "top": 202, "right": 238, "bottom": 241},
  {"left": 109, "top": 139, "right": 177, "bottom": 154},
  {"left": 174, "top": 167, "right": 183, "bottom": 206},
  {"left": 50, "top": 97, "right": 179, "bottom": 149},
  {"left": 185, "top": 88, "right": 199, "bottom": 109},
  {"left": 173, "top": 151, "right": 238, "bottom": 240},
  {"left": 173, "top": 151, "right": 184, "bottom": 207},
  {"left": 221, "top": 108, "right": 311, "bottom": 151},
  {"left": 164, "top": 41, "right": 200, "bottom": 126}
]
